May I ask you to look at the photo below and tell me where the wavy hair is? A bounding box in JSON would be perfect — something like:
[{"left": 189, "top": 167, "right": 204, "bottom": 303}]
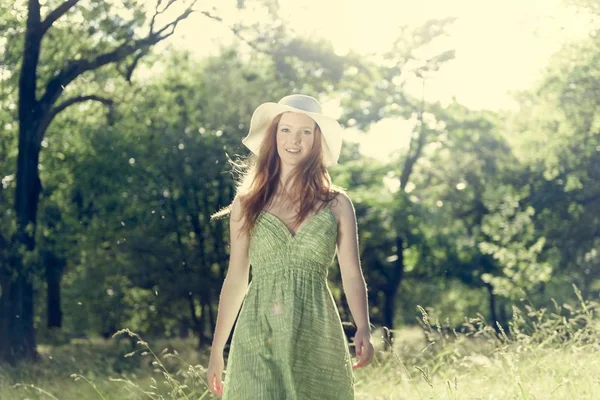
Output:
[{"left": 211, "top": 112, "right": 344, "bottom": 237}]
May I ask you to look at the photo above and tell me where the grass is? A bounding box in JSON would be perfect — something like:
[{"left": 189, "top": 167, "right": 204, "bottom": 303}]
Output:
[{"left": 1, "top": 285, "right": 599, "bottom": 400}]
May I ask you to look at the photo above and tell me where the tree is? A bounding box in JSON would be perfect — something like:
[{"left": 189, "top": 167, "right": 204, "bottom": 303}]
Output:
[
  {"left": 337, "top": 18, "right": 456, "bottom": 347},
  {"left": 506, "top": 28, "right": 600, "bottom": 302},
  {"left": 0, "top": 0, "right": 197, "bottom": 364}
]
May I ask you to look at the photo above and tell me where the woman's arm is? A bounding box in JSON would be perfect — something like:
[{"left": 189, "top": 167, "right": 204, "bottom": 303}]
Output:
[
  {"left": 210, "top": 195, "right": 251, "bottom": 352},
  {"left": 334, "top": 192, "right": 371, "bottom": 332}
]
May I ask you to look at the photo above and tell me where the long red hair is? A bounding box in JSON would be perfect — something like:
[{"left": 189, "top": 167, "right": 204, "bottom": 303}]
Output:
[{"left": 212, "top": 112, "right": 343, "bottom": 237}]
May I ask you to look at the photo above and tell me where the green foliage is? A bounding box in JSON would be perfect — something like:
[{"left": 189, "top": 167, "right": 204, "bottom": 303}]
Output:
[
  {"left": 505, "top": 29, "right": 600, "bottom": 300},
  {"left": 1, "top": 0, "right": 599, "bottom": 375},
  {"left": 32, "top": 38, "right": 357, "bottom": 340},
  {"left": 479, "top": 196, "right": 552, "bottom": 299},
  {"left": 338, "top": 17, "right": 457, "bottom": 129}
]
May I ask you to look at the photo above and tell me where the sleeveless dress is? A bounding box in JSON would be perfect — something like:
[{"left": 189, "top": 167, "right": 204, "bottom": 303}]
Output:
[{"left": 222, "top": 202, "right": 356, "bottom": 399}]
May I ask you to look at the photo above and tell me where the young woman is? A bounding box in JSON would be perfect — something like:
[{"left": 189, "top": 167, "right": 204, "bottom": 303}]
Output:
[{"left": 207, "top": 94, "right": 374, "bottom": 399}]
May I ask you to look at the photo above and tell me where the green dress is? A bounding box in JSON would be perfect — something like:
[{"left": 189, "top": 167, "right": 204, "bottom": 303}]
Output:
[{"left": 222, "top": 203, "right": 356, "bottom": 399}]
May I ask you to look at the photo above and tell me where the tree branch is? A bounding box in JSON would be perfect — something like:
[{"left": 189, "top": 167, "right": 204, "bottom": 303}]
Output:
[
  {"left": 37, "top": 95, "right": 114, "bottom": 143},
  {"left": 124, "top": 50, "right": 147, "bottom": 83},
  {"left": 400, "top": 80, "right": 429, "bottom": 190},
  {"left": 150, "top": 0, "right": 178, "bottom": 32},
  {"left": 38, "top": 0, "right": 197, "bottom": 121},
  {"left": 40, "top": 0, "right": 81, "bottom": 36},
  {"left": 19, "top": 0, "right": 43, "bottom": 126},
  {"left": 53, "top": 94, "right": 113, "bottom": 115},
  {"left": 200, "top": 10, "right": 274, "bottom": 56},
  {"left": 153, "top": 1, "right": 196, "bottom": 38}
]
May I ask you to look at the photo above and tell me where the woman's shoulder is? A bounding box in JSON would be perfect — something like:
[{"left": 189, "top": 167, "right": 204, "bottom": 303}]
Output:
[
  {"left": 328, "top": 190, "right": 354, "bottom": 219},
  {"left": 329, "top": 188, "right": 352, "bottom": 204},
  {"left": 230, "top": 193, "right": 250, "bottom": 223}
]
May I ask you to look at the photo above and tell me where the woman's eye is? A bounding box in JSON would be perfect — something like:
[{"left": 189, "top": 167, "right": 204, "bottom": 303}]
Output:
[
  {"left": 303, "top": 130, "right": 312, "bottom": 135},
  {"left": 281, "top": 128, "right": 290, "bottom": 133}
]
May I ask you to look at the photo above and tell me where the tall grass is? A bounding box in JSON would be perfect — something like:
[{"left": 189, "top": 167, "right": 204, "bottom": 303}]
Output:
[
  {"left": 357, "top": 284, "right": 600, "bottom": 399},
  {"left": 2, "top": 284, "right": 598, "bottom": 399}
]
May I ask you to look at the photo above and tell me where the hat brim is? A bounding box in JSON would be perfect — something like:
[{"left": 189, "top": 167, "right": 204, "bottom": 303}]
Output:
[{"left": 242, "top": 102, "right": 342, "bottom": 167}]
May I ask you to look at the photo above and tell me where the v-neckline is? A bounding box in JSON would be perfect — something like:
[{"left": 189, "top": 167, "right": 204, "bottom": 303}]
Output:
[{"left": 261, "top": 207, "right": 333, "bottom": 239}]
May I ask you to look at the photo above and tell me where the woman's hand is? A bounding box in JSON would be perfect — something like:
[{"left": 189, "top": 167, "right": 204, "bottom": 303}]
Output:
[
  {"left": 352, "top": 328, "right": 374, "bottom": 369},
  {"left": 207, "top": 351, "right": 225, "bottom": 397}
]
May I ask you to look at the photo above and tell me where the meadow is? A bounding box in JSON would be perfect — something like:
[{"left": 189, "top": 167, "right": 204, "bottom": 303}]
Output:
[{"left": 2, "top": 286, "right": 598, "bottom": 400}]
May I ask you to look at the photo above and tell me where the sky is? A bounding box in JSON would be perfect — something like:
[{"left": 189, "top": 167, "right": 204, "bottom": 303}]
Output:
[{"left": 160, "top": 0, "right": 596, "bottom": 161}]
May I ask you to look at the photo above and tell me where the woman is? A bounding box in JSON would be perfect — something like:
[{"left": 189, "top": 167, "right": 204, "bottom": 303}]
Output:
[{"left": 207, "top": 94, "right": 374, "bottom": 399}]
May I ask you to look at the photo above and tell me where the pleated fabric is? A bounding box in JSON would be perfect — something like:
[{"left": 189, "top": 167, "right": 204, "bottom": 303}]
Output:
[{"left": 222, "top": 203, "right": 355, "bottom": 399}]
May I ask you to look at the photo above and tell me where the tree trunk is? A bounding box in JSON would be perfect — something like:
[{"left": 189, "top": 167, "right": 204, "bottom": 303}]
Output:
[
  {"left": 382, "top": 235, "right": 405, "bottom": 351},
  {"left": 188, "top": 294, "right": 202, "bottom": 346},
  {"left": 203, "top": 301, "right": 214, "bottom": 346},
  {"left": 0, "top": 268, "right": 38, "bottom": 364},
  {"left": 207, "top": 295, "right": 216, "bottom": 338},
  {"left": 44, "top": 250, "right": 64, "bottom": 328},
  {"left": 0, "top": 0, "right": 44, "bottom": 361},
  {"left": 382, "top": 284, "right": 397, "bottom": 349},
  {"left": 46, "top": 268, "right": 62, "bottom": 328},
  {"left": 486, "top": 283, "right": 500, "bottom": 334},
  {"left": 0, "top": 119, "right": 42, "bottom": 363},
  {"left": 498, "top": 300, "right": 509, "bottom": 336},
  {"left": 179, "top": 317, "right": 190, "bottom": 338}
]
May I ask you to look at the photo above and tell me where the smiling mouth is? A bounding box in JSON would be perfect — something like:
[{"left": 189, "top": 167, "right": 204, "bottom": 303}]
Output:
[{"left": 286, "top": 148, "right": 301, "bottom": 154}]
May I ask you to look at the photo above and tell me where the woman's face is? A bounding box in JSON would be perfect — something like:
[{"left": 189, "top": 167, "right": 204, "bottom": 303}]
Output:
[{"left": 276, "top": 112, "right": 317, "bottom": 166}]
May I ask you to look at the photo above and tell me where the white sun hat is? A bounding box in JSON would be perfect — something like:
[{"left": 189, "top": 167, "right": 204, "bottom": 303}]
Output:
[{"left": 242, "top": 94, "right": 343, "bottom": 167}]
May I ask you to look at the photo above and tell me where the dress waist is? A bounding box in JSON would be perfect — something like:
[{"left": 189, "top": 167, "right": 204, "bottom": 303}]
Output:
[{"left": 251, "top": 259, "right": 330, "bottom": 281}]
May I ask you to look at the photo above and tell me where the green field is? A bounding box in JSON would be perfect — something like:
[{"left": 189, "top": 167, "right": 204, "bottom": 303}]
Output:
[{"left": 2, "top": 294, "right": 598, "bottom": 400}]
